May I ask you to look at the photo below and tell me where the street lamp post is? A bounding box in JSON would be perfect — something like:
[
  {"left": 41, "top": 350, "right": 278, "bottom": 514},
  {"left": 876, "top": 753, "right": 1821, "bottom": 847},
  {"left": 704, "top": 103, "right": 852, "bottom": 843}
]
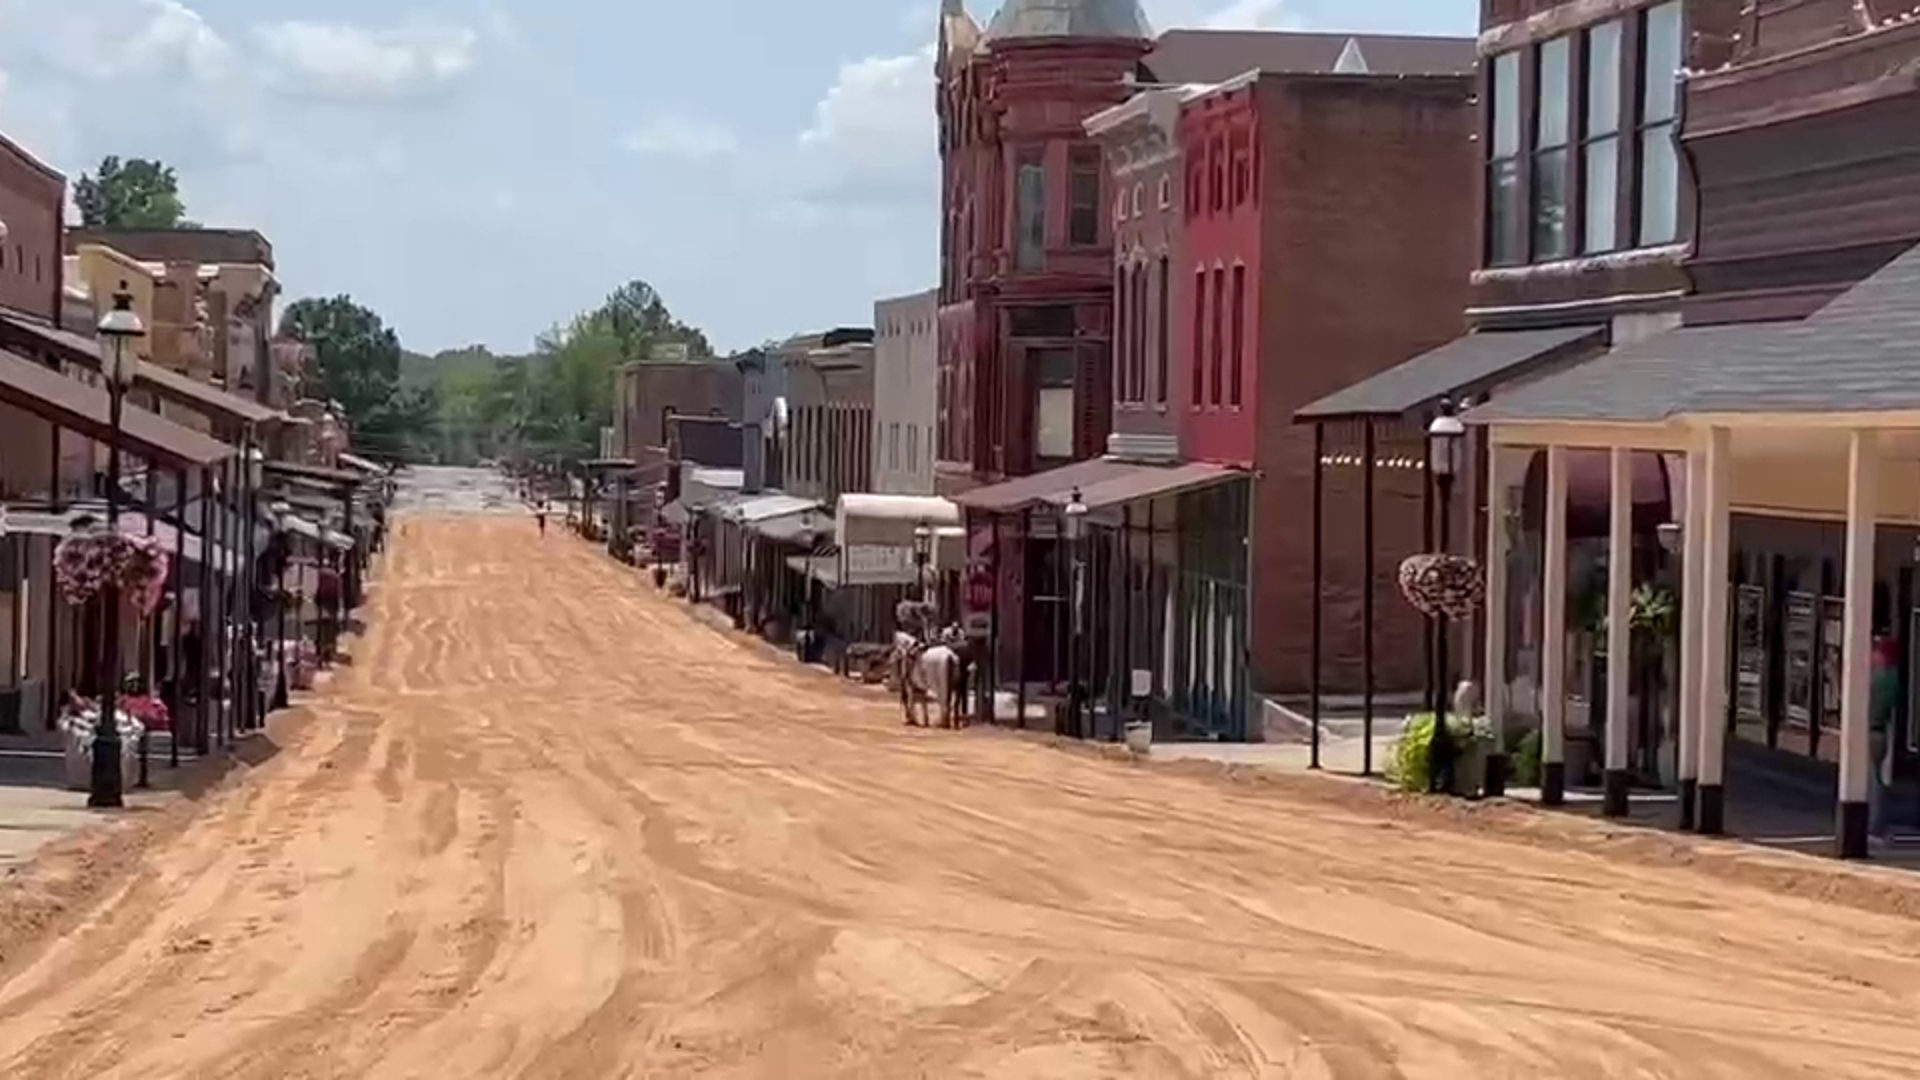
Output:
[
  {"left": 243, "top": 448, "right": 263, "bottom": 731},
  {"left": 1424, "top": 404, "right": 1467, "bottom": 795},
  {"left": 272, "top": 500, "right": 292, "bottom": 709},
  {"left": 912, "top": 519, "right": 932, "bottom": 611},
  {"left": 1063, "top": 488, "right": 1089, "bottom": 741},
  {"left": 92, "top": 283, "right": 145, "bottom": 809}
]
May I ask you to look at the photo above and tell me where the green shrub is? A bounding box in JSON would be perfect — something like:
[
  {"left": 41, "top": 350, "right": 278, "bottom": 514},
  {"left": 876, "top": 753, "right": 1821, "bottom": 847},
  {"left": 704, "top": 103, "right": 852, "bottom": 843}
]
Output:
[
  {"left": 1386, "top": 711, "right": 1494, "bottom": 793},
  {"left": 1510, "top": 728, "right": 1542, "bottom": 788}
]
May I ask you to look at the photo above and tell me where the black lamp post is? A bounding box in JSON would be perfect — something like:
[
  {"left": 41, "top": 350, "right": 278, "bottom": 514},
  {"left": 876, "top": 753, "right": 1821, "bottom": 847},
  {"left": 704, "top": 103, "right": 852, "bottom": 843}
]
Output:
[
  {"left": 1425, "top": 402, "right": 1466, "bottom": 795},
  {"left": 912, "top": 519, "right": 933, "bottom": 611},
  {"left": 92, "top": 282, "right": 145, "bottom": 809},
  {"left": 271, "top": 499, "right": 292, "bottom": 708},
  {"left": 1063, "top": 487, "right": 1089, "bottom": 740}
]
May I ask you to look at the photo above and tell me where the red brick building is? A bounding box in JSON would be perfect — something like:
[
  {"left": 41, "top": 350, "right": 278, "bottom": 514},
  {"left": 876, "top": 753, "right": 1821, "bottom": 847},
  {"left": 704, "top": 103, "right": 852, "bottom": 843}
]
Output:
[
  {"left": 949, "top": 12, "right": 1480, "bottom": 736},
  {"left": 1178, "top": 68, "right": 1481, "bottom": 700}
]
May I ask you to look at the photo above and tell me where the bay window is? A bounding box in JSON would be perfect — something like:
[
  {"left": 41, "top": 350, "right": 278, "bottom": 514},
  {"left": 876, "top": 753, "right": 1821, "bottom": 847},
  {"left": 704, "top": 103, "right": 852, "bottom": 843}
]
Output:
[
  {"left": 1069, "top": 146, "right": 1102, "bottom": 246},
  {"left": 1014, "top": 148, "right": 1045, "bottom": 270}
]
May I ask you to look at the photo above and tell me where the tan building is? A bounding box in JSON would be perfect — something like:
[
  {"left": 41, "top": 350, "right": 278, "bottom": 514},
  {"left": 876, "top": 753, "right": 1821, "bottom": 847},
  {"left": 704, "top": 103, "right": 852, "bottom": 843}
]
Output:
[{"left": 64, "top": 229, "right": 280, "bottom": 407}]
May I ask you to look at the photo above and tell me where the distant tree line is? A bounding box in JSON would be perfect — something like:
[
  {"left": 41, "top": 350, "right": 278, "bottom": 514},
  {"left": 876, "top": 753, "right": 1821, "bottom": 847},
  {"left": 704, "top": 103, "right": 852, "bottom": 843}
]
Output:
[
  {"left": 407, "top": 280, "right": 714, "bottom": 467},
  {"left": 71, "top": 155, "right": 709, "bottom": 468}
]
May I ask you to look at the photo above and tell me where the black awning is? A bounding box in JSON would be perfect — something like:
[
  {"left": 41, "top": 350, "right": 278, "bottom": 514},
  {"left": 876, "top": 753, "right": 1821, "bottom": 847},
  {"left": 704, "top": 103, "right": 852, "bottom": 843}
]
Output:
[{"left": 1295, "top": 325, "right": 1607, "bottom": 422}]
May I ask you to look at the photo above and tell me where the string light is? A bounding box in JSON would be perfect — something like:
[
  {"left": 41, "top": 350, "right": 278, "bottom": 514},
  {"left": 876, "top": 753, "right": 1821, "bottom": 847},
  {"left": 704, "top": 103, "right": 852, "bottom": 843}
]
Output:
[{"left": 1318, "top": 454, "right": 1425, "bottom": 471}]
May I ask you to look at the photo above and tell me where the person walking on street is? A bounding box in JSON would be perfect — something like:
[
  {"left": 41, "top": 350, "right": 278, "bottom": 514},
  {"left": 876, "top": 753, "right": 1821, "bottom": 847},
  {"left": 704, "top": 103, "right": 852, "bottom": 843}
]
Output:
[
  {"left": 536, "top": 504, "right": 548, "bottom": 536},
  {"left": 1869, "top": 636, "right": 1900, "bottom": 842}
]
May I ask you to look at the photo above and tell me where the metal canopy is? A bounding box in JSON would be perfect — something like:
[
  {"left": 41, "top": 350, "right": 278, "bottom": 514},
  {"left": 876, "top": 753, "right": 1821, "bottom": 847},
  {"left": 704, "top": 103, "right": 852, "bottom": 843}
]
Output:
[
  {"left": 951, "top": 457, "right": 1140, "bottom": 514},
  {"left": 0, "top": 348, "right": 235, "bottom": 467},
  {"left": 1295, "top": 325, "right": 1606, "bottom": 421},
  {"left": 0, "top": 313, "right": 279, "bottom": 426},
  {"left": 1036, "top": 461, "right": 1242, "bottom": 511},
  {"left": 1471, "top": 240, "right": 1920, "bottom": 423}
]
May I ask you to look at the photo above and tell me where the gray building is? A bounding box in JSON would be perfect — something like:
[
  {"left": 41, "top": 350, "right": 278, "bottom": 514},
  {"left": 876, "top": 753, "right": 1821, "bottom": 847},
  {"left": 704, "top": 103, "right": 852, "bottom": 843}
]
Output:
[
  {"left": 781, "top": 327, "right": 876, "bottom": 505},
  {"left": 872, "top": 289, "right": 939, "bottom": 495}
]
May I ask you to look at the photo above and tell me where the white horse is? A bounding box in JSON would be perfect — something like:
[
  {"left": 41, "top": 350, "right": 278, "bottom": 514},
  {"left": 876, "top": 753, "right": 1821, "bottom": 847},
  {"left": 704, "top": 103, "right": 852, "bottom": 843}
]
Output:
[{"left": 893, "top": 628, "right": 960, "bottom": 729}]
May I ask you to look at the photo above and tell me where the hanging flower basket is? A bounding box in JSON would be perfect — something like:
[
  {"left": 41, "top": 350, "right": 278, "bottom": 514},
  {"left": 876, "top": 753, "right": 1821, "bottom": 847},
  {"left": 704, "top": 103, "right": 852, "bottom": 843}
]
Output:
[
  {"left": 53, "top": 530, "right": 171, "bottom": 615},
  {"left": 1397, "top": 553, "right": 1484, "bottom": 621}
]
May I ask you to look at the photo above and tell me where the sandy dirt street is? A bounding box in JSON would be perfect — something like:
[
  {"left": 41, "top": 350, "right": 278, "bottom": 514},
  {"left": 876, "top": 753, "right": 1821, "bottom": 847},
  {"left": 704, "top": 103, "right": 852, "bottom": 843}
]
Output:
[{"left": 6, "top": 508, "right": 1920, "bottom": 1078}]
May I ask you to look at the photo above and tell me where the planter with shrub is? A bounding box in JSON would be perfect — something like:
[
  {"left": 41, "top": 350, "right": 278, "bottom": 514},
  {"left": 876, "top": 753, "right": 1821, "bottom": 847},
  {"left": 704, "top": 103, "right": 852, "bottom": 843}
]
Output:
[{"left": 1386, "top": 711, "right": 1496, "bottom": 796}]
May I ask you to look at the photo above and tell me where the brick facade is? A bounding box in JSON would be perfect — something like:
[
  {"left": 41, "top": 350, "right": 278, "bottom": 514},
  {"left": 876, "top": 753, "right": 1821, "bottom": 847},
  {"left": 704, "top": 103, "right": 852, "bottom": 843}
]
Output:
[
  {"left": 0, "top": 136, "right": 64, "bottom": 323},
  {"left": 1197, "top": 73, "right": 1480, "bottom": 697}
]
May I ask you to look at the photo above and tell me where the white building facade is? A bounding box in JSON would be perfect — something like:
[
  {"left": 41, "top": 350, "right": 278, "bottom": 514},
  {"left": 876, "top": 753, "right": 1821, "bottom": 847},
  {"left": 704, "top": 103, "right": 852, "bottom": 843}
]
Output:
[{"left": 872, "top": 288, "right": 939, "bottom": 495}]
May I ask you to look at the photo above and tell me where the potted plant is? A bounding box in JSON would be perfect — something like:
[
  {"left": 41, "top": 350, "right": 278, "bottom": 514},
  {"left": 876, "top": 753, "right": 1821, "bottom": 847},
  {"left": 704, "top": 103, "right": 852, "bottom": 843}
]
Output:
[{"left": 1387, "top": 711, "right": 1495, "bottom": 796}]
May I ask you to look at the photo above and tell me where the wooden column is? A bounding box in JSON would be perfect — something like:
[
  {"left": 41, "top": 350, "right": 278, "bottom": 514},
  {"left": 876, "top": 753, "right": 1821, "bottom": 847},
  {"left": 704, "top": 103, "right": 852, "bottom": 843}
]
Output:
[
  {"left": 1838, "top": 428, "right": 1878, "bottom": 858},
  {"left": 1541, "top": 445, "right": 1570, "bottom": 805},
  {"left": 1603, "top": 447, "right": 1633, "bottom": 818},
  {"left": 1697, "top": 426, "right": 1732, "bottom": 834}
]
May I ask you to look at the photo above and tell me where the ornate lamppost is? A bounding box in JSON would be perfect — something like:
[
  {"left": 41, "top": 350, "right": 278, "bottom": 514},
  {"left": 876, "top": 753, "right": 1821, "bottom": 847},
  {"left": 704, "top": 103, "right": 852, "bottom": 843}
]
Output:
[
  {"left": 92, "top": 283, "right": 145, "bottom": 808},
  {"left": 1424, "top": 403, "right": 1466, "bottom": 794},
  {"left": 912, "top": 519, "right": 932, "bottom": 609},
  {"left": 1063, "top": 487, "right": 1089, "bottom": 740}
]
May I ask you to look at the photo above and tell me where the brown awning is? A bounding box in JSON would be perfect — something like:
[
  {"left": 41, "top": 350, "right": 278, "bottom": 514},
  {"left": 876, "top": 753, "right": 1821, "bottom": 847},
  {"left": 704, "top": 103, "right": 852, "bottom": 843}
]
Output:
[
  {"left": 0, "top": 313, "right": 278, "bottom": 427},
  {"left": 263, "top": 460, "right": 363, "bottom": 487},
  {"left": 951, "top": 457, "right": 1142, "bottom": 514},
  {"left": 136, "top": 361, "right": 279, "bottom": 426},
  {"left": 1038, "top": 461, "right": 1246, "bottom": 511},
  {"left": 0, "top": 348, "right": 234, "bottom": 468}
]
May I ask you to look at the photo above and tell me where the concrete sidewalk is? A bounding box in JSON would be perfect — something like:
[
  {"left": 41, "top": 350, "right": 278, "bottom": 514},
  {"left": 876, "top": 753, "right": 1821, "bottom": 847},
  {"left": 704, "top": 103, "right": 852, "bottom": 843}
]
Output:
[{"left": 0, "top": 743, "right": 184, "bottom": 870}]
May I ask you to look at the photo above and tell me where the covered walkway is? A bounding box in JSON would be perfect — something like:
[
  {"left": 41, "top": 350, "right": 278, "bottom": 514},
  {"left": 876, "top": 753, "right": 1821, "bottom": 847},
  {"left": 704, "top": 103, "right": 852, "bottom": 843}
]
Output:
[{"left": 1470, "top": 241, "right": 1920, "bottom": 858}]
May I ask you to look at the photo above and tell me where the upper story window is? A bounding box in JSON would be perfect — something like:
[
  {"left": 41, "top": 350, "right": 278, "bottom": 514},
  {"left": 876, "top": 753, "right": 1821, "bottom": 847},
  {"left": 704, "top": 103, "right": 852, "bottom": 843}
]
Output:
[
  {"left": 1228, "top": 264, "right": 1245, "bottom": 408},
  {"left": 1639, "top": 1, "right": 1683, "bottom": 246},
  {"left": 1532, "top": 36, "right": 1572, "bottom": 260},
  {"left": 1485, "top": 1, "right": 1684, "bottom": 269},
  {"left": 1014, "top": 148, "right": 1046, "bottom": 270},
  {"left": 1159, "top": 176, "right": 1172, "bottom": 208},
  {"left": 1155, "top": 256, "right": 1169, "bottom": 406},
  {"left": 1069, "top": 146, "right": 1102, "bottom": 246},
  {"left": 1486, "top": 51, "right": 1523, "bottom": 267},
  {"left": 1191, "top": 268, "right": 1206, "bottom": 409},
  {"left": 1210, "top": 138, "right": 1226, "bottom": 213},
  {"left": 1583, "top": 20, "right": 1623, "bottom": 254}
]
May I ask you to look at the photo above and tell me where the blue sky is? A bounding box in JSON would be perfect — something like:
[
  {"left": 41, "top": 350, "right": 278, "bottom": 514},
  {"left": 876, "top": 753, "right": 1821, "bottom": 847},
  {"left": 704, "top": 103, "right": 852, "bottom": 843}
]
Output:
[{"left": 0, "top": 0, "right": 1476, "bottom": 355}]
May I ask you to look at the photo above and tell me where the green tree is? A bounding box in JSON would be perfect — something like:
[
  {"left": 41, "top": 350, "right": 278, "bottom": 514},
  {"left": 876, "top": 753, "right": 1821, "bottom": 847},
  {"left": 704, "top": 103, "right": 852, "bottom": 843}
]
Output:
[
  {"left": 279, "top": 295, "right": 434, "bottom": 460},
  {"left": 73, "top": 156, "right": 189, "bottom": 229}
]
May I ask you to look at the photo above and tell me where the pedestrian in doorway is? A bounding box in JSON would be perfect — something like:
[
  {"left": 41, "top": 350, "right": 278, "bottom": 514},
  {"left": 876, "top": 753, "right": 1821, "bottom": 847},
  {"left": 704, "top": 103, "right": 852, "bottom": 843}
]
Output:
[{"left": 1870, "top": 636, "right": 1900, "bottom": 841}]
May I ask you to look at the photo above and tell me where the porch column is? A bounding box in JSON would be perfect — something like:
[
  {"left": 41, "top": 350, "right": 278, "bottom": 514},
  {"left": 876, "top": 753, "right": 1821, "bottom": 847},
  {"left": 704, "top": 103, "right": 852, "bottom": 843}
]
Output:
[
  {"left": 1676, "top": 446, "right": 1707, "bottom": 830},
  {"left": 1838, "top": 428, "right": 1879, "bottom": 859},
  {"left": 1697, "top": 426, "right": 1732, "bottom": 834},
  {"left": 1603, "top": 448, "right": 1633, "bottom": 817},
  {"left": 1540, "top": 445, "right": 1569, "bottom": 805},
  {"left": 1482, "top": 446, "right": 1517, "bottom": 797}
]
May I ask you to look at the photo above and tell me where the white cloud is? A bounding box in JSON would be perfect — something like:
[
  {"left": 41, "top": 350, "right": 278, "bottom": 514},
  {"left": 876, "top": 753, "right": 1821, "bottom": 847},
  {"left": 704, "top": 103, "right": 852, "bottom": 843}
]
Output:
[
  {"left": 625, "top": 111, "right": 739, "bottom": 160},
  {"left": 788, "top": 44, "right": 936, "bottom": 207},
  {"left": 1198, "top": 0, "right": 1300, "bottom": 29},
  {"left": 780, "top": 0, "right": 1296, "bottom": 213},
  {"left": 253, "top": 21, "right": 480, "bottom": 103},
  {"left": 28, "top": 0, "right": 232, "bottom": 84}
]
